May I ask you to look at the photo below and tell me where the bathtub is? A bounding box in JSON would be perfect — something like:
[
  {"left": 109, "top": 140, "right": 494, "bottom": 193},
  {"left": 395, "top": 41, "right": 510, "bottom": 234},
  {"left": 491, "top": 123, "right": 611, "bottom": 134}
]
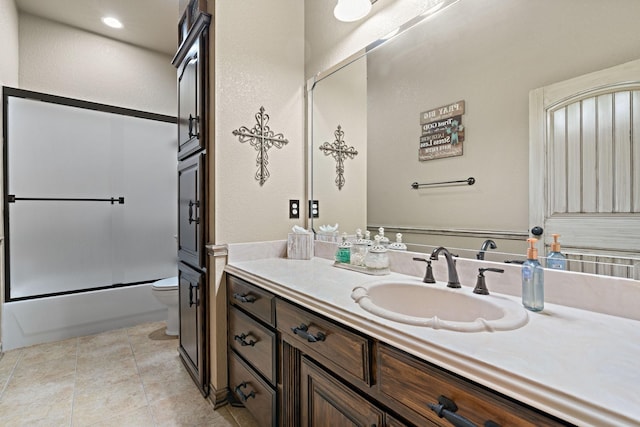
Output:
[{"left": 2, "top": 283, "right": 166, "bottom": 351}]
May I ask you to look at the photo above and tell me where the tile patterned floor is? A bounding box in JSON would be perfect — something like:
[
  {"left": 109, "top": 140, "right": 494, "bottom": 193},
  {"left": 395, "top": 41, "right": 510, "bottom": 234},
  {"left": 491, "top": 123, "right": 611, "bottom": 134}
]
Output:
[{"left": 0, "top": 321, "right": 258, "bottom": 427}]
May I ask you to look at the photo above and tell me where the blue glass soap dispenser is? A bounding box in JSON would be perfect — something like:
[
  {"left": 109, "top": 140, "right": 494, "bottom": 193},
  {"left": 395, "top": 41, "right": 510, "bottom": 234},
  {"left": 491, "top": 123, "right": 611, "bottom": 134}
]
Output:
[
  {"left": 546, "top": 233, "right": 567, "bottom": 270},
  {"left": 522, "top": 238, "right": 544, "bottom": 312}
]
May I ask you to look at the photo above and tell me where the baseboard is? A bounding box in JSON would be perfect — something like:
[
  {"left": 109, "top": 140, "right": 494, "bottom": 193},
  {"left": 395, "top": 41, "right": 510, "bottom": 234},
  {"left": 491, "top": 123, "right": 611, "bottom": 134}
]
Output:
[{"left": 208, "top": 384, "right": 229, "bottom": 409}]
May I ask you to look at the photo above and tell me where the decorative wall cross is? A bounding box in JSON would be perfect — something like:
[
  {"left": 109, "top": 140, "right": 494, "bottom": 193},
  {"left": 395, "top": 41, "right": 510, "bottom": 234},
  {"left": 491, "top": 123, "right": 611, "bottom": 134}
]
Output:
[
  {"left": 232, "top": 106, "right": 289, "bottom": 186},
  {"left": 318, "top": 125, "right": 358, "bottom": 190}
]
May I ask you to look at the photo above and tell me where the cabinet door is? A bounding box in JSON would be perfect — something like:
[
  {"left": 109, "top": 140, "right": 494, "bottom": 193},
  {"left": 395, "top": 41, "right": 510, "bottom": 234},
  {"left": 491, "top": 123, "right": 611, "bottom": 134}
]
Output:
[
  {"left": 177, "top": 38, "right": 205, "bottom": 159},
  {"left": 301, "top": 356, "right": 383, "bottom": 427},
  {"left": 178, "top": 262, "right": 208, "bottom": 396},
  {"left": 178, "top": 152, "right": 204, "bottom": 269}
]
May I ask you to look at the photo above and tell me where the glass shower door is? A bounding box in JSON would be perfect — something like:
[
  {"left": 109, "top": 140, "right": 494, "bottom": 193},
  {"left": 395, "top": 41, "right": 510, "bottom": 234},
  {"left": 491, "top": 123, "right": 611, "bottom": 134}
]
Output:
[{"left": 5, "top": 94, "right": 177, "bottom": 300}]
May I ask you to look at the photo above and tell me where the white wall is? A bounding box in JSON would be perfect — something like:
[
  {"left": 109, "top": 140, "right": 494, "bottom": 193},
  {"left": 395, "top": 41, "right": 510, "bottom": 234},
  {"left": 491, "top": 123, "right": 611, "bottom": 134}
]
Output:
[
  {"left": 19, "top": 13, "right": 176, "bottom": 115},
  {"left": 0, "top": 0, "right": 19, "bottom": 89},
  {"left": 0, "top": 0, "right": 20, "bottom": 351},
  {"left": 214, "top": 0, "right": 305, "bottom": 244}
]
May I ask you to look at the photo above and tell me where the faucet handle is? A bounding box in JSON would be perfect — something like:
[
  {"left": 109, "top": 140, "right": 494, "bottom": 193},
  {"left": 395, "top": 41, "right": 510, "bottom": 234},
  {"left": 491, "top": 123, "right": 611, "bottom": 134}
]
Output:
[
  {"left": 412, "top": 257, "right": 436, "bottom": 283},
  {"left": 473, "top": 268, "right": 504, "bottom": 295}
]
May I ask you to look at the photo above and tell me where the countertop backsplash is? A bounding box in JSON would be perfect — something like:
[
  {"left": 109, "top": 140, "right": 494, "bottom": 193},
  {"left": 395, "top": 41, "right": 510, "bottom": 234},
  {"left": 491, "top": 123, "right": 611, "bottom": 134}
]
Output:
[{"left": 227, "top": 240, "right": 640, "bottom": 321}]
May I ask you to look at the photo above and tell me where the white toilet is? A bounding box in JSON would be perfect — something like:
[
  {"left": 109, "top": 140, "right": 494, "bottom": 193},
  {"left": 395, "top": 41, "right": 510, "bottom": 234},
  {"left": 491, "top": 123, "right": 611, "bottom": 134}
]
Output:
[{"left": 151, "top": 276, "right": 179, "bottom": 336}]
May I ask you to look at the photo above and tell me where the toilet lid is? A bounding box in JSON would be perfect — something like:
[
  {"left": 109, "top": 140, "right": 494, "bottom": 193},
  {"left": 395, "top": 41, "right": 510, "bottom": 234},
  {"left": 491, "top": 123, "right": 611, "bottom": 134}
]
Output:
[{"left": 152, "top": 276, "right": 178, "bottom": 290}]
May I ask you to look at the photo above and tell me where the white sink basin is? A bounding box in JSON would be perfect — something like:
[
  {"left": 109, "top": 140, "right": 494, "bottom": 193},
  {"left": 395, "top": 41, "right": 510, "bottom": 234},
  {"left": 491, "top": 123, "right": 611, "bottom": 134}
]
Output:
[{"left": 351, "top": 280, "right": 528, "bottom": 332}]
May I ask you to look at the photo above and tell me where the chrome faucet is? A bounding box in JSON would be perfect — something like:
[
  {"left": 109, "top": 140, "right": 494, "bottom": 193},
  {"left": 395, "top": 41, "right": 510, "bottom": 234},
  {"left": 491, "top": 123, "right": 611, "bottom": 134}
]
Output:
[
  {"left": 430, "top": 247, "right": 461, "bottom": 288},
  {"left": 476, "top": 239, "right": 497, "bottom": 260}
]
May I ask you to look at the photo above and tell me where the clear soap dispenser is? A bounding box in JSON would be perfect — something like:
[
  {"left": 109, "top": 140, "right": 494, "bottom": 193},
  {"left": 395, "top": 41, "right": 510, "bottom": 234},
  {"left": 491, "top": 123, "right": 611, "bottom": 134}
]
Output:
[
  {"left": 522, "top": 238, "right": 544, "bottom": 312},
  {"left": 546, "top": 233, "right": 567, "bottom": 270}
]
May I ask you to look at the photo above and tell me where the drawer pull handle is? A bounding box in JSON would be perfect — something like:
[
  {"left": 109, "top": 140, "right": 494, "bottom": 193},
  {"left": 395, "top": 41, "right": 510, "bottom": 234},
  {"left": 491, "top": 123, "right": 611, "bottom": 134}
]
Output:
[
  {"left": 233, "top": 293, "right": 257, "bottom": 303},
  {"left": 234, "top": 382, "right": 256, "bottom": 402},
  {"left": 291, "top": 323, "right": 326, "bottom": 343},
  {"left": 234, "top": 333, "right": 257, "bottom": 347},
  {"left": 428, "top": 395, "right": 500, "bottom": 427}
]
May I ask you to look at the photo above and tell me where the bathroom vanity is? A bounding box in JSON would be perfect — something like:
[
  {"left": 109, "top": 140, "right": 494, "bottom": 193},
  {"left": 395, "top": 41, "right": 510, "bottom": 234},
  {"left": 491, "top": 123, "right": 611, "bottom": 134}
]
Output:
[{"left": 224, "top": 252, "right": 640, "bottom": 427}]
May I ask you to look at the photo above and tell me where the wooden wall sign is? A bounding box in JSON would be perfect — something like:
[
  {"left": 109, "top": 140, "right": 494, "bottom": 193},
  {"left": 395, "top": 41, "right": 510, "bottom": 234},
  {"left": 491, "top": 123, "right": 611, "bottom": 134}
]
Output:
[{"left": 419, "top": 100, "right": 465, "bottom": 161}]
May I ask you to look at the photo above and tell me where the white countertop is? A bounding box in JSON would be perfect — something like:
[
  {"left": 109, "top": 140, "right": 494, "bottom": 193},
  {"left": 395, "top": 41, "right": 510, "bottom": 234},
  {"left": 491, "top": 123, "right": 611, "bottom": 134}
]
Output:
[{"left": 226, "top": 256, "right": 640, "bottom": 427}]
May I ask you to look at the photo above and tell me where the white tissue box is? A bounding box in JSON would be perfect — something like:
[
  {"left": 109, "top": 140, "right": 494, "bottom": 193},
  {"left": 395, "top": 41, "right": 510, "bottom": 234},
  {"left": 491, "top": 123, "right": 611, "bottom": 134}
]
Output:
[{"left": 287, "top": 233, "right": 314, "bottom": 260}]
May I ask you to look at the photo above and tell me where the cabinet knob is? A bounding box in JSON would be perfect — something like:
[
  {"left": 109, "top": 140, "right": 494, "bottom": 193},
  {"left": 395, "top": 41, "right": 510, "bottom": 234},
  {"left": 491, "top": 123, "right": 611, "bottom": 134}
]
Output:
[
  {"left": 233, "top": 293, "right": 257, "bottom": 303},
  {"left": 188, "top": 114, "right": 200, "bottom": 139},
  {"left": 234, "top": 382, "right": 256, "bottom": 402},
  {"left": 291, "top": 323, "right": 326, "bottom": 343},
  {"left": 234, "top": 333, "right": 257, "bottom": 347},
  {"left": 428, "top": 395, "right": 501, "bottom": 427},
  {"left": 188, "top": 200, "right": 200, "bottom": 224},
  {"left": 189, "top": 283, "right": 198, "bottom": 307}
]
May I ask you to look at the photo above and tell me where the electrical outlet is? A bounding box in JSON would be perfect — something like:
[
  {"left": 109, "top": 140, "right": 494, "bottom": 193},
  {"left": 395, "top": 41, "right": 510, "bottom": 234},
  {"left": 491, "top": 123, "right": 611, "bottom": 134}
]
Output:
[
  {"left": 309, "top": 200, "right": 319, "bottom": 218},
  {"left": 289, "top": 199, "right": 300, "bottom": 219}
]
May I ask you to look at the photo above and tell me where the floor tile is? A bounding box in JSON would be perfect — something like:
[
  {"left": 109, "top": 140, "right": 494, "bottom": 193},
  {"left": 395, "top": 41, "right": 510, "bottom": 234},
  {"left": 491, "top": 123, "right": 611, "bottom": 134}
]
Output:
[
  {"left": 75, "top": 356, "right": 139, "bottom": 389},
  {"left": 10, "top": 355, "right": 77, "bottom": 385},
  {"left": 0, "top": 321, "right": 255, "bottom": 426},
  {"left": 151, "top": 383, "right": 230, "bottom": 427},
  {"left": 19, "top": 337, "right": 78, "bottom": 366},
  {"left": 72, "top": 376, "right": 148, "bottom": 426},
  {"left": 129, "top": 334, "right": 179, "bottom": 357},
  {"left": 0, "top": 374, "right": 74, "bottom": 426},
  {"left": 88, "top": 406, "right": 155, "bottom": 427}
]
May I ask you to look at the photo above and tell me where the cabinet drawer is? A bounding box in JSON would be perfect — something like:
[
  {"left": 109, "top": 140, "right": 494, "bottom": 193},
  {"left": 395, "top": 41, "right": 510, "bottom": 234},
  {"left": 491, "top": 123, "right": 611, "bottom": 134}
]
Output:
[
  {"left": 229, "top": 305, "right": 277, "bottom": 386},
  {"left": 229, "top": 351, "right": 276, "bottom": 427},
  {"left": 276, "top": 298, "right": 372, "bottom": 386},
  {"left": 377, "top": 344, "right": 565, "bottom": 427},
  {"left": 228, "top": 275, "right": 275, "bottom": 327}
]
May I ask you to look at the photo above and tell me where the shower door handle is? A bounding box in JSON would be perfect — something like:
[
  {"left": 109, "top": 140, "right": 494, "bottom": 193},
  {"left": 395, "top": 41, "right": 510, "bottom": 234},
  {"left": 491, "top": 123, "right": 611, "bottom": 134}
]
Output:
[
  {"left": 189, "top": 283, "right": 198, "bottom": 307},
  {"left": 188, "top": 200, "right": 200, "bottom": 224}
]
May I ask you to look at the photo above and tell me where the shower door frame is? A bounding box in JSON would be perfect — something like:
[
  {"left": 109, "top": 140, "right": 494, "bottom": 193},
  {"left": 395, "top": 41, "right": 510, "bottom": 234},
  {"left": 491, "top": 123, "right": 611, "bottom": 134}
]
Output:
[{"left": 2, "top": 87, "right": 177, "bottom": 302}]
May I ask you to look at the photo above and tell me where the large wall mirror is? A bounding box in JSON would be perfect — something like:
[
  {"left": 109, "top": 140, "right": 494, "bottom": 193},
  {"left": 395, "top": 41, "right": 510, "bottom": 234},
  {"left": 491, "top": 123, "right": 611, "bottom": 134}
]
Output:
[{"left": 309, "top": 0, "right": 640, "bottom": 279}]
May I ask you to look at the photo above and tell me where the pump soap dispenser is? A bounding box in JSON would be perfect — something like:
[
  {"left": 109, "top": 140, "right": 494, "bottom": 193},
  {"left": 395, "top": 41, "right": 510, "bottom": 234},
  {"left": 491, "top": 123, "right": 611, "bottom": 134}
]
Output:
[
  {"left": 547, "top": 234, "right": 567, "bottom": 270},
  {"left": 522, "top": 238, "right": 544, "bottom": 312},
  {"left": 335, "top": 233, "right": 352, "bottom": 264}
]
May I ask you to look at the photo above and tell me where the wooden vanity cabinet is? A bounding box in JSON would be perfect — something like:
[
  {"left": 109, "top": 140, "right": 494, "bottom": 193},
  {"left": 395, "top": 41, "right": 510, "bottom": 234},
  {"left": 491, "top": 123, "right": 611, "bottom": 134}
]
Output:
[
  {"left": 225, "top": 274, "right": 570, "bottom": 427},
  {"left": 375, "top": 344, "right": 568, "bottom": 427},
  {"left": 227, "top": 276, "right": 278, "bottom": 426}
]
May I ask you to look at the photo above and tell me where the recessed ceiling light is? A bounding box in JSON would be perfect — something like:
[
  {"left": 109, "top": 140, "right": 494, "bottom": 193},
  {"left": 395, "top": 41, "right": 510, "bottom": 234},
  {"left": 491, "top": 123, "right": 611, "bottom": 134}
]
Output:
[{"left": 102, "top": 16, "right": 123, "bottom": 29}]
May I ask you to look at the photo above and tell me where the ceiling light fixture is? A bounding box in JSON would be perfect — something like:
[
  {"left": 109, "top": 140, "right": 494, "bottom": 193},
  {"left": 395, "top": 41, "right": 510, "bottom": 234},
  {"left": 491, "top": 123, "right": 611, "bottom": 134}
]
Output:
[
  {"left": 101, "top": 16, "right": 123, "bottom": 29},
  {"left": 334, "top": 0, "right": 372, "bottom": 22}
]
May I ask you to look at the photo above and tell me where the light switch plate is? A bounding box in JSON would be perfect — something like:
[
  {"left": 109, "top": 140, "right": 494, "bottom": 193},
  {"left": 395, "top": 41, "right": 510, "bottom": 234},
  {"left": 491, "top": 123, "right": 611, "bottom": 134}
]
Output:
[
  {"left": 289, "top": 199, "right": 300, "bottom": 219},
  {"left": 308, "top": 200, "right": 319, "bottom": 218}
]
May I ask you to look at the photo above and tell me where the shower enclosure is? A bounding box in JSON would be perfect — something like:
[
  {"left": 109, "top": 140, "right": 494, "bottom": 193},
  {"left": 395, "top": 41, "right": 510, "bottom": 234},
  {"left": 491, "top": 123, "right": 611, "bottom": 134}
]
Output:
[{"left": 3, "top": 88, "right": 177, "bottom": 302}]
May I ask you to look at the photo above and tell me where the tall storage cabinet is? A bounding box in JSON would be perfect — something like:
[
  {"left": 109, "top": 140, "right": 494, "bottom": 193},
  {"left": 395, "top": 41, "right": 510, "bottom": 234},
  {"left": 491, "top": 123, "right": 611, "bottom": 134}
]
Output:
[{"left": 172, "top": 2, "right": 211, "bottom": 397}]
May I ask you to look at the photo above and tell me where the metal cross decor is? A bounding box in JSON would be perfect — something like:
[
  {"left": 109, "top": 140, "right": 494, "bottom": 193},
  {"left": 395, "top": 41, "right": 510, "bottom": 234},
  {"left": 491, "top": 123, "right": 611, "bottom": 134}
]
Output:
[
  {"left": 318, "top": 125, "right": 358, "bottom": 190},
  {"left": 232, "top": 106, "right": 289, "bottom": 186}
]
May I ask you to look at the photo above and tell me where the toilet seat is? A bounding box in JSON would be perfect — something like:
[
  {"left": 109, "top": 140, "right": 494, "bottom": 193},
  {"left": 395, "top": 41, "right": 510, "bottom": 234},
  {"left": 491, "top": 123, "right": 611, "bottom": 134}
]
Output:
[{"left": 152, "top": 276, "right": 178, "bottom": 291}]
